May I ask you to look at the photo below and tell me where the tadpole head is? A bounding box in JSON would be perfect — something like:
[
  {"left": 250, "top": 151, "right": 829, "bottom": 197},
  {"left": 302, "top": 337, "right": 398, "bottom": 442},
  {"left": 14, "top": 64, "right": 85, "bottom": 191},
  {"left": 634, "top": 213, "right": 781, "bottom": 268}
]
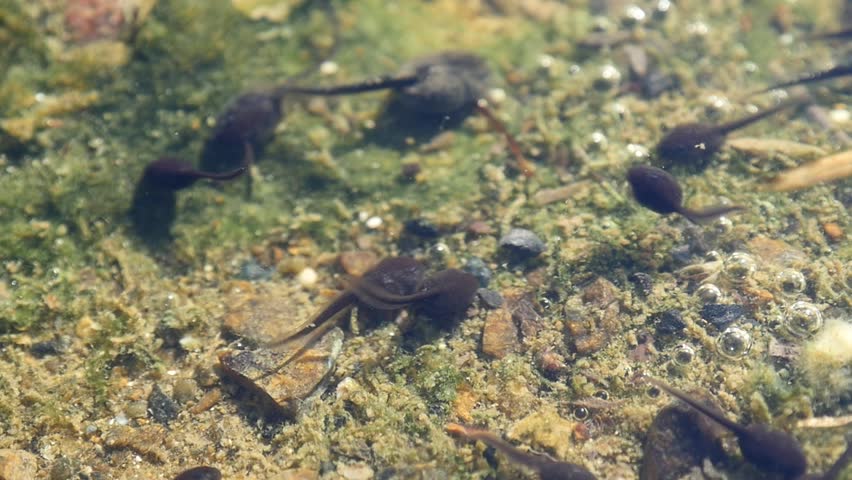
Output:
[
  {"left": 414, "top": 268, "right": 479, "bottom": 322},
  {"left": 738, "top": 424, "right": 807, "bottom": 479},
  {"left": 394, "top": 51, "right": 491, "bottom": 115},
  {"left": 655, "top": 123, "right": 724, "bottom": 171},
  {"left": 358, "top": 256, "right": 427, "bottom": 325},
  {"left": 173, "top": 466, "right": 222, "bottom": 480},
  {"left": 627, "top": 165, "right": 684, "bottom": 216}
]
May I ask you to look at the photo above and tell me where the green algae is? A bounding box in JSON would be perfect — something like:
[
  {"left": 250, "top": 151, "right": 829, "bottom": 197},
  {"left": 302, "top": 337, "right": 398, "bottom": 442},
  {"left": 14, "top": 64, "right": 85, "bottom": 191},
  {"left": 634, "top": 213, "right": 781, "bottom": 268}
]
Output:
[{"left": 0, "top": 0, "right": 849, "bottom": 478}]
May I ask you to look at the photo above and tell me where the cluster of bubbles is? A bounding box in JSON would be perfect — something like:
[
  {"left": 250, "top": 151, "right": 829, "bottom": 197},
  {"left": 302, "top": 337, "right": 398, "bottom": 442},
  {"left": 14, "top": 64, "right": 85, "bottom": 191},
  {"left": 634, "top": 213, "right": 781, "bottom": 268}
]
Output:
[{"left": 673, "top": 250, "right": 824, "bottom": 363}]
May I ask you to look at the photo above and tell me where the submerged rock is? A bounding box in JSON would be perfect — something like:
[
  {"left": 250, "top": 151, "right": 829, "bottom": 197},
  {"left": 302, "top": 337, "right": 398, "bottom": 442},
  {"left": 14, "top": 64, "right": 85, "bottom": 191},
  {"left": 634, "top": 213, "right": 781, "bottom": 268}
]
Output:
[
  {"left": 219, "top": 327, "right": 344, "bottom": 417},
  {"left": 499, "top": 228, "right": 546, "bottom": 259}
]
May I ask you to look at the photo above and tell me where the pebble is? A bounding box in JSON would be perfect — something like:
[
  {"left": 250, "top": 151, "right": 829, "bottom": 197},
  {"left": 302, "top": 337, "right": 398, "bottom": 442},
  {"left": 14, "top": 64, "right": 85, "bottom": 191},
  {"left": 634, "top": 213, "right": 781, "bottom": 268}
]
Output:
[
  {"left": 0, "top": 449, "right": 39, "bottom": 480},
  {"left": 147, "top": 384, "right": 180, "bottom": 425},
  {"left": 172, "top": 378, "right": 199, "bottom": 404},
  {"left": 499, "top": 228, "right": 546, "bottom": 258},
  {"left": 640, "top": 392, "right": 727, "bottom": 479},
  {"left": 481, "top": 308, "right": 518, "bottom": 359},
  {"left": 463, "top": 257, "right": 492, "bottom": 287},
  {"left": 219, "top": 328, "right": 344, "bottom": 417},
  {"left": 653, "top": 310, "right": 686, "bottom": 336},
  {"left": 48, "top": 456, "right": 79, "bottom": 480},
  {"left": 700, "top": 304, "right": 746, "bottom": 329},
  {"left": 338, "top": 251, "right": 378, "bottom": 276},
  {"left": 476, "top": 288, "right": 504, "bottom": 309},
  {"left": 297, "top": 267, "right": 318, "bottom": 287},
  {"left": 823, "top": 222, "right": 844, "bottom": 241},
  {"left": 174, "top": 466, "right": 222, "bottom": 480},
  {"left": 223, "top": 284, "right": 314, "bottom": 346},
  {"left": 237, "top": 259, "right": 273, "bottom": 281},
  {"left": 104, "top": 425, "right": 167, "bottom": 463},
  {"left": 337, "top": 463, "right": 374, "bottom": 480},
  {"left": 628, "top": 272, "right": 653, "bottom": 297}
]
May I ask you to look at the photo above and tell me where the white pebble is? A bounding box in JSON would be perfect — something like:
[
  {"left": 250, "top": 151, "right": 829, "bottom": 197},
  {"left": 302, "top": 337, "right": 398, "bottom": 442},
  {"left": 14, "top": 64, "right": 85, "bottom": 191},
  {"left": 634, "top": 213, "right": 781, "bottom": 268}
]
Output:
[
  {"left": 365, "top": 216, "right": 383, "bottom": 229},
  {"left": 297, "top": 267, "right": 318, "bottom": 287},
  {"left": 319, "top": 61, "right": 339, "bottom": 76}
]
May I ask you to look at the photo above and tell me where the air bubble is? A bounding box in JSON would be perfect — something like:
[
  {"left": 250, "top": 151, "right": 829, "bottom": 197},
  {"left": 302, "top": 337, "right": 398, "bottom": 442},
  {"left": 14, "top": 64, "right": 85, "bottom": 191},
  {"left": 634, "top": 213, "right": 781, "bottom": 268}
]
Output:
[
  {"left": 673, "top": 344, "right": 696, "bottom": 365},
  {"left": 695, "top": 284, "right": 722, "bottom": 303},
  {"left": 573, "top": 406, "right": 590, "bottom": 420},
  {"left": 776, "top": 269, "right": 806, "bottom": 297},
  {"left": 784, "top": 301, "right": 823, "bottom": 337},
  {"left": 716, "top": 326, "right": 752, "bottom": 359},
  {"left": 724, "top": 252, "right": 755, "bottom": 283},
  {"left": 593, "top": 390, "right": 609, "bottom": 400}
]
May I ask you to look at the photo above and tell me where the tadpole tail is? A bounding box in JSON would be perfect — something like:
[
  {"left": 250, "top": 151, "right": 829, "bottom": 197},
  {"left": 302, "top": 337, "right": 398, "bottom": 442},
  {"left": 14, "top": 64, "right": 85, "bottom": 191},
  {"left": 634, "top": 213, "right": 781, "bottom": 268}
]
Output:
[
  {"left": 194, "top": 165, "right": 247, "bottom": 181},
  {"left": 717, "top": 97, "right": 809, "bottom": 134},
  {"left": 446, "top": 424, "right": 547, "bottom": 472},
  {"left": 474, "top": 102, "right": 536, "bottom": 177},
  {"left": 756, "top": 64, "right": 852, "bottom": 94},
  {"left": 272, "top": 74, "right": 419, "bottom": 98},
  {"left": 680, "top": 204, "right": 744, "bottom": 225},
  {"left": 809, "top": 28, "right": 852, "bottom": 41}
]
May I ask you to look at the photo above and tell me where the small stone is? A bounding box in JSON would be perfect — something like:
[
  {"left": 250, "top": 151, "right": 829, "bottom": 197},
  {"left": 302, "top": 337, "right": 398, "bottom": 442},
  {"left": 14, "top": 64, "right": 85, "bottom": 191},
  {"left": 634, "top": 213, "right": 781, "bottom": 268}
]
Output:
[
  {"left": 147, "top": 384, "right": 179, "bottom": 425},
  {"left": 174, "top": 466, "right": 222, "bottom": 480},
  {"left": 640, "top": 391, "right": 727, "bottom": 479},
  {"left": 337, "top": 462, "right": 374, "bottom": 480},
  {"left": 48, "top": 456, "right": 79, "bottom": 480},
  {"left": 238, "top": 259, "right": 273, "bottom": 281},
  {"left": 628, "top": 272, "right": 653, "bottom": 297},
  {"left": 126, "top": 401, "right": 147, "bottom": 419},
  {"left": 30, "top": 336, "right": 68, "bottom": 358},
  {"left": 172, "top": 378, "right": 198, "bottom": 404},
  {"left": 581, "top": 277, "right": 618, "bottom": 307},
  {"left": 104, "top": 425, "right": 167, "bottom": 462},
  {"left": 466, "top": 220, "right": 494, "bottom": 235},
  {"left": 219, "top": 328, "right": 344, "bottom": 417},
  {"left": 339, "top": 251, "right": 378, "bottom": 277},
  {"left": 499, "top": 228, "right": 545, "bottom": 258},
  {"left": 823, "top": 222, "right": 844, "bottom": 242},
  {"left": 700, "top": 304, "right": 746, "bottom": 329},
  {"left": 476, "top": 288, "right": 504, "bottom": 309},
  {"left": 0, "top": 449, "right": 39, "bottom": 480},
  {"left": 481, "top": 308, "right": 518, "bottom": 359},
  {"left": 297, "top": 267, "right": 318, "bottom": 287},
  {"left": 653, "top": 310, "right": 686, "bottom": 336},
  {"left": 463, "top": 257, "right": 492, "bottom": 287}
]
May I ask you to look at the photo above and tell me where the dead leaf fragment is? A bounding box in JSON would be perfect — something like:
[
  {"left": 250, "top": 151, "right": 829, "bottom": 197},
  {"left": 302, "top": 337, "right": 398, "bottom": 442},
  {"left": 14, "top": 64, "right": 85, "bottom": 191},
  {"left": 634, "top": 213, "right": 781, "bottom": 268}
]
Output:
[{"left": 768, "top": 150, "right": 852, "bottom": 191}]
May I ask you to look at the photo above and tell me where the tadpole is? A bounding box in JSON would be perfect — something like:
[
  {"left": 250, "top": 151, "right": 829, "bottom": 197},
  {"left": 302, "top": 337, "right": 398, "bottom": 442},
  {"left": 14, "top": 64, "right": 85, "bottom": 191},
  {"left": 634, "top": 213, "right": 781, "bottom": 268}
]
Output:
[
  {"left": 173, "top": 466, "right": 222, "bottom": 480},
  {"left": 278, "top": 51, "right": 534, "bottom": 175},
  {"left": 655, "top": 98, "right": 807, "bottom": 170},
  {"left": 648, "top": 378, "right": 807, "bottom": 479},
  {"left": 759, "top": 64, "right": 852, "bottom": 92},
  {"left": 130, "top": 157, "right": 245, "bottom": 242},
  {"left": 627, "top": 165, "right": 743, "bottom": 224},
  {"left": 446, "top": 423, "right": 597, "bottom": 480}
]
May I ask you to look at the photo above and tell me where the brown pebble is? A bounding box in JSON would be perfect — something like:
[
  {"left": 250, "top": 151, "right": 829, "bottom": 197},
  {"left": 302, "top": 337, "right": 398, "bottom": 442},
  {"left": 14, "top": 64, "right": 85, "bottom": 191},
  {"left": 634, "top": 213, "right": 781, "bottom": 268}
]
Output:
[
  {"left": 339, "top": 251, "right": 378, "bottom": 276},
  {"left": 172, "top": 378, "right": 198, "bottom": 404},
  {"left": 823, "top": 222, "right": 844, "bottom": 241},
  {"left": 0, "top": 449, "right": 39, "bottom": 480},
  {"left": 190, "top": 388, "right": 223, "bottom": 414},
  {"left": 104, "top": 425, "right": 167, "bottom": 463},
  {"left": 581, "top": 277, "right": 618, "bottom": 307},
  {"left": 481, "top": 308, "right": 518, "bottom": 359},
  {"left": 466, "top": 220, "right": 494, "bottom": 235}
]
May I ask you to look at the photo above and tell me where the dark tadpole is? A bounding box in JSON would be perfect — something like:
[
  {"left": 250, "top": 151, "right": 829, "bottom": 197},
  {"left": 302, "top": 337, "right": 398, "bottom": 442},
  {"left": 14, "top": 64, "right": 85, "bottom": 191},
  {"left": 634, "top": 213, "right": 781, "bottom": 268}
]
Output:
[
  {"left": 647, "top": 378, "right": 807, "bottom": 479},
  {"left": 277, "top": 51, "right": 534, "bottom": 175},
  {"left": 655, "top": 98, "right": 806, "bottom": 171},
  {"left": 627, "top": 165, "right": 743, "bottom": 224},
  {"left": 446, "top": 423, "right": 597, "bottom": 480},
  {"left": 130, "top": 157, "right": 245, "bottom": 243},
  {"left": 173, "top": 466, "right": 222, "bottom": 480}
]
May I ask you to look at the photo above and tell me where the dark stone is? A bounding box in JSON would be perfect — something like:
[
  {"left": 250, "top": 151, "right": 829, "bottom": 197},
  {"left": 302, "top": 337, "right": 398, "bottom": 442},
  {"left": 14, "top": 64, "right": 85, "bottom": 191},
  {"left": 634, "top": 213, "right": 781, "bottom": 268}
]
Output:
[
  {"left": 173, "top": 466, "right": 222, "bottom": 480},
  {"left": 463, "top": 257, "right": 492, "bottom": 287},
  {"left": 476, "top": 288, "right": 504, "bottom": 309},
  {"left": 628, "top": 272, "right": 653, "bottom": 297},
  {"left": 404, "top": 219, "right": 441, "bottom": 238},
  {"left": 147, "top": 384, "right": 179, "bottom": 425},
  {"left": 641, "top": 69, "right": 679, "bottom": 99},
  {"left": 700, "top": 304, "right": 746, "bottom": 329},
  {"left": 653, "top": 310, "right": 686, "bottom": 336},
  {"left": 640, "top": 392, "right": 728, "bottom": 480},
  {"left": 237, "top": 259, "right": 272, "bottom": 281},
  {"left": 498, "top": 228, "right": 545, "bottom": 259}
]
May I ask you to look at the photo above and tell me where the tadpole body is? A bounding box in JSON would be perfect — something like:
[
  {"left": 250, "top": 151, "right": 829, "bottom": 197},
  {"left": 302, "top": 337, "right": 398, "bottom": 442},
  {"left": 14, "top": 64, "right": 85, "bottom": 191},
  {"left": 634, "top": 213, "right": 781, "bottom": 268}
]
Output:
[
  {"left": 627, "top": 165, "right": 743, "bottom": 224},
  {"left": 649, "top": 378, "right": 807, "bottom": 479},
  {"left": 446, "top": 423, "right": 597, "bottom": 480},
  {"left": 130, "top": 157, "right": 245, "bottom": 242},
  {"left": 173, "top": 466, "right": 222, "bottom": 480},
  {"left": 655, "top": 99, "right": 805, "bottom": 170}
]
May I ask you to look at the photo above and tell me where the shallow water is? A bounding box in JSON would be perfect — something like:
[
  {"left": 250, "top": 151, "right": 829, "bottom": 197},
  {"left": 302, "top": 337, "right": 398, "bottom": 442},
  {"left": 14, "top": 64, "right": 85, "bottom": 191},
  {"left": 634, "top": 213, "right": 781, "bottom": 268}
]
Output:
[{"left": 0, "top": 0, "right": 850, "bottom": 479}]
